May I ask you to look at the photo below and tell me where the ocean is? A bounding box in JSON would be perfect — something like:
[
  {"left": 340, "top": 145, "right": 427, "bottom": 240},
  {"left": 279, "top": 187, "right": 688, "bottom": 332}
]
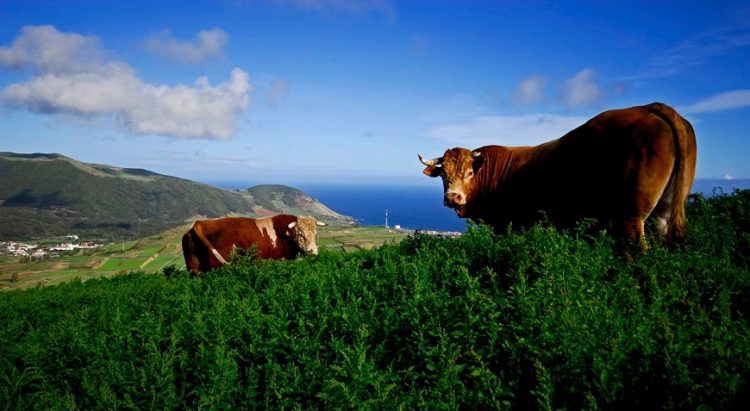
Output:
[
  {"left": 298, "top": 184, "right": 466, "bottom": 232},
  {"left": 210, "top": 179, "right": 750, "bottom": 233}
]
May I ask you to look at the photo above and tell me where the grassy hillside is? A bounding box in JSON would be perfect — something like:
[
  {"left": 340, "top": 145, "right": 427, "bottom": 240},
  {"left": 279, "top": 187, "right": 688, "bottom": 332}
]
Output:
[
  {"left": 1, "top": 191, "right": 749, "bottom": 408},
  {"left": 0, "top": 153, "right": 352, "bottom": 240}
]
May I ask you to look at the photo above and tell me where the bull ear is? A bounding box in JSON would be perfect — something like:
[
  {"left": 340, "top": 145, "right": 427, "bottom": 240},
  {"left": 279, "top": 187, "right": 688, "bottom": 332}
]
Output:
[
  {"left": 423, "top": 165, "right": 442, "bottom": 178},
  {"left": 286, "top": 221, "right": 298, "bottom": 237},
  {"left": 419, "top": 153, "right": 442, "bottom": 178},
  {"left": 471, "top": 151, "right": 485, "bottom": 171}
]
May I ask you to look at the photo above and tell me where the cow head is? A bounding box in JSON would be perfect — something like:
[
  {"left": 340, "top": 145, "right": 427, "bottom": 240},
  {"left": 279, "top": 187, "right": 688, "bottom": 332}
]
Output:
[
  {"left": 287, "top": 216, "right": 326, "bottom": 256},
  {"left": 419, "top": 147, "right": 485, "bottom": 217}
]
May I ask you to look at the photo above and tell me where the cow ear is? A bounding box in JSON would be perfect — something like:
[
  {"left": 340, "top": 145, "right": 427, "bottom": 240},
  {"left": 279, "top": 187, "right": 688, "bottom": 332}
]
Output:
[
  {"left": 423, "top": 165, "right": 442, "bottom": 178},
  {"left": 471, "top": 151, "right": 485, "bottom": 171},
  {"left": 284, "top": 221, "right": 297, "bottom": 237}
]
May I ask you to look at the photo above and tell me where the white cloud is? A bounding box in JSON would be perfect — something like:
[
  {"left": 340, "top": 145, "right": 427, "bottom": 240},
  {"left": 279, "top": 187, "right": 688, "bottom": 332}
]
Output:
[
  {"left": 0, "top": 25, "right": 102, "bottom": 73},
  {"left": 513, "top": 75, "right": 547, "bottom": 105},
  {"left": 561, "top": 68, "right": 602, "bottom": 108},
  {"left": 427, "top": 114, "right": 587, "bottom": 148},
  {"left": 143, "top": 29, "right": 229, "bottom": 63},
  {"left": 679, "top": 89, "right": 750, "bottom": 114},
  {"left": 1, "top": 25, "right": 251, "bottom": 140}
]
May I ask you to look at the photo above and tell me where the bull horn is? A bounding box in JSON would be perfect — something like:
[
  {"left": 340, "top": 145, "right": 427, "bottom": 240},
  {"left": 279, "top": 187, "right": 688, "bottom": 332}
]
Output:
[
  {"left": 288, "top": 221, "right": 297, "bottom": 229},
  {"left": 317, "top": 221, "right": 327, "bottom": 227},
  {"left": 418, "top": 154, "right": 442, "bottom": 166},
  {"left": 471, "top": 151, "right": 483, "bottom": 158}
]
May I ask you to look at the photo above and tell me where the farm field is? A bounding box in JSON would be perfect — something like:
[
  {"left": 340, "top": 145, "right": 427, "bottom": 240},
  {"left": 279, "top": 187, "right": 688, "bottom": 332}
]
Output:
[{"left": 0, "top": 224, "right": 407, "bottom": 290}]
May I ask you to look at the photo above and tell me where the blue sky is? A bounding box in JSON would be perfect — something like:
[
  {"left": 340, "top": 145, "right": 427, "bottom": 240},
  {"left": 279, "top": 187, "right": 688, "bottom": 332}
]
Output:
[{"left": 1, "top": 0, "right": 749, "bottom": 186}]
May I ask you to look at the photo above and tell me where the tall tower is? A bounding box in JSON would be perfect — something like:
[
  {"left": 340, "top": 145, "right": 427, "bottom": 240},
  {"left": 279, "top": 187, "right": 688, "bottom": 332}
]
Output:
[{"left": 385, "top": 209, "right": 389, "bottom": 229}]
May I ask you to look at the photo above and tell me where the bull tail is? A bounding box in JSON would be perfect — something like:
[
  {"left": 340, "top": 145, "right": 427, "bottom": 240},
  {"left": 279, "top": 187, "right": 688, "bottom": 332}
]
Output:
[
  {"left": 189, "top": 222, "right": 228, "bottom": 270},
  {"left": 647, "top": 102, "right": 698, "bottom": 241},
  {"left": 182, "top": 231, "right": 201, "bottom": 276}
]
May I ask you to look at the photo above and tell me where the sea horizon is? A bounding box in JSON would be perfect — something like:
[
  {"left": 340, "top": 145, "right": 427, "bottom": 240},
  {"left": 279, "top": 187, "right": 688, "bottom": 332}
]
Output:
[{"left": 206, "top": 178, "right": 750, "bottom": 233}]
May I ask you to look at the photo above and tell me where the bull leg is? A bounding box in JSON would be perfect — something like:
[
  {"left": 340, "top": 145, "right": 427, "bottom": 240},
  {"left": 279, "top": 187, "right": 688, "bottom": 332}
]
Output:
[
  {"left": 185, "top": 255, "right": 201, "bottom": 277},
  {"left": 182, "top": 232, "right": 203, "bottom": 277},
  {"left": 620, "top": 217, "right": 647, "bottom": 262},
  {"left": 649, "top": 180, "right": 676, "bottom": 243}
]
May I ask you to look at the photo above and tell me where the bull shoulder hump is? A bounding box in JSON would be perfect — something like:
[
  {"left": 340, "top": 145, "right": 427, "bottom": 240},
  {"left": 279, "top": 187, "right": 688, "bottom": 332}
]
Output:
[{"left": 255, "top": 217, "right": 279, "bottom": 247}]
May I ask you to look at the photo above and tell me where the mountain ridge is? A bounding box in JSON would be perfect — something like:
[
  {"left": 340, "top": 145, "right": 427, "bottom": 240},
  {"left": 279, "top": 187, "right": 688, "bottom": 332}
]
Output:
[{"left": 0, "top": 152, "right": 353, "bottom": 240}]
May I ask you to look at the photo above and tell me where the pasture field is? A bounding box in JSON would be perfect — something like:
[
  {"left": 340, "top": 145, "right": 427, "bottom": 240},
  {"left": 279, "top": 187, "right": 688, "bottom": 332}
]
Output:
[
  {"left": 1, "top": 191, "right": 749, "bottom": 409},
  {"left": 0, "top": 224, "right": 406, "bottom": 290}
]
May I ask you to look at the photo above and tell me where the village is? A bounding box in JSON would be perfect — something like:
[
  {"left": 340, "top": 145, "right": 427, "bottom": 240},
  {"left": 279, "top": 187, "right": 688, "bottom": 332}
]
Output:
[{"left": 0, "top": 234, "right": 102, "bottom": 259}]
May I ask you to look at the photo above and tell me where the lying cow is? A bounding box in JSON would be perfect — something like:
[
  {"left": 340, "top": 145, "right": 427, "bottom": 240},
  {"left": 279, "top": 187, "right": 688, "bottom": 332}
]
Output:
[
  {"left": 419, "top": 102, "right": 697, "bottom": 253},
  {"left": 182, "top": 214, "right": 325, "bottom": 275}
]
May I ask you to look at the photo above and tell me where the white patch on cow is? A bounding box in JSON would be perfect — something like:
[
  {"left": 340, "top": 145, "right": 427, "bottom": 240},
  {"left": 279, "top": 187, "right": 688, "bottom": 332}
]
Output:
[
  {"left": 211, "top": 248, "right": 227, "bottom": 264},
  {"left": 655, "top": 217, "right": 669, "bottom": 239},
  {"left": 256, "top": 217, "right": 278, "bottom": 248}
]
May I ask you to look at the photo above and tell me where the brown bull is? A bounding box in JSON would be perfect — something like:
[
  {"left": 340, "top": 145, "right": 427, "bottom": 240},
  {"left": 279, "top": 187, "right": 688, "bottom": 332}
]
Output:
[
  {"left": 419, "top": 102, "right": 697, "bottom": 252},
  {"left": 182, "top": 214, "right": 325, "bottom": 276}
]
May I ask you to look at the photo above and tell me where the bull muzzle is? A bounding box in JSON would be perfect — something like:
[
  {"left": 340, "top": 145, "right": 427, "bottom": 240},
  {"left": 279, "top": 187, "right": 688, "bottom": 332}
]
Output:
[{"left": 444, "top": 191, "right": 466, "bottom": 207}]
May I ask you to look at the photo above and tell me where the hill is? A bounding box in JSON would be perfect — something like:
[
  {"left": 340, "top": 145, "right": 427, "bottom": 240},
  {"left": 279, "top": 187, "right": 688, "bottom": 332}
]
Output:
[
  {"left": 247, "top": 184, "right": 347, "bottom": 221},
  {"left": 0, "top": 152, "right": 352, "bottom": 240}
]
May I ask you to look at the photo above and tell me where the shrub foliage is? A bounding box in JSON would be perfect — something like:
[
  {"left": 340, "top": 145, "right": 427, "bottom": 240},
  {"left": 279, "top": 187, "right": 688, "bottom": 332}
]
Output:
[{"left": 1, "top": 191, "right": 749, "bottom": 409}]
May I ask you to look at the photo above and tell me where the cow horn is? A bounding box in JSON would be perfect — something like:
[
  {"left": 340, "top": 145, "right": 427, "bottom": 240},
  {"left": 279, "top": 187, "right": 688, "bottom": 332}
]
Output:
[
  {"left": 471, "top": 151, "right": 483, "bottom": 158},
  {"left": 288, "top": 221, "right": 297, "bottom": 229},
  {"left": 418, "top": 154, "right": 442, "bottom": 166},
  {"left": 317, "top": 221, "right": 327, "bottom": 227}
]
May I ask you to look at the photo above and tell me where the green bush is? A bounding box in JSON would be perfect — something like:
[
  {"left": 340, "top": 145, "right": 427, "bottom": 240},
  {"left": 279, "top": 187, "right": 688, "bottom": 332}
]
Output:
[{"left": 1, "top": 191, "right": 749, "bottom": 409}]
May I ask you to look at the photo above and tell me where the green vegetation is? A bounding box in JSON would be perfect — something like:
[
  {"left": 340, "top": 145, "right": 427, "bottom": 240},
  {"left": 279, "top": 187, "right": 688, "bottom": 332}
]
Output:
[
  {"left": 248, "top": 184, "right": 302, "bottom": 210},
  {"left": 1, "top": 191, "right": 749, "bottom": 408}
]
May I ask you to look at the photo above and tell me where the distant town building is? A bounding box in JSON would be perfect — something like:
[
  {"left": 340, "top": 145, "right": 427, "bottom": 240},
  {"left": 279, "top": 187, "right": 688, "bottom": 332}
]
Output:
[{"left": 1, "top": 234, "right": 101, "bottom": 258}]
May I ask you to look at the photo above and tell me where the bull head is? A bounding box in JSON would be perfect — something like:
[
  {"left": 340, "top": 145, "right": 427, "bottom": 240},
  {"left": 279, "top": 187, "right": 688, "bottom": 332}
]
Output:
[
  {"left": 287, "top": 216, "right": 324, "bottom": 256},
  {"left": 418, "top": 148, "right": 485, "bottom": 217}
]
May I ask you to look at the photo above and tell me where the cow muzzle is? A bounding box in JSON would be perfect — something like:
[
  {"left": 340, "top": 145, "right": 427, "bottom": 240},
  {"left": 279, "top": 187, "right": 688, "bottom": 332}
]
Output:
[
  {"left": 444, "top": 191, "right": 466, "bottom": 207},
  {"left": 444, "top": 191, "right": 468, "bottom": 217},
  {"left": 304, "top": 245, "right": 319, "bottom": 256}
]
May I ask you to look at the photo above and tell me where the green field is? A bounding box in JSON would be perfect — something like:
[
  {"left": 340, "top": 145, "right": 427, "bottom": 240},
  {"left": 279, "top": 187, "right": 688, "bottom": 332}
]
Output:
[
  {"left": 0, "top": 224, "right": 407, "bottom": 290},
  {"left": 1, "top": 191, "right": 749, "bottom": 408},
  {"left": 0, "top": 191, "right": 750, "bottom": 410}
]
